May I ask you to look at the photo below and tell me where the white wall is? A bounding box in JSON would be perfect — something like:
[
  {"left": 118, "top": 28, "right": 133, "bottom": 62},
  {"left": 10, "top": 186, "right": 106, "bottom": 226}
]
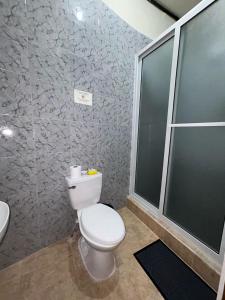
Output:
[
  {"left": 158, "top": 0, "right": 201, "bottom": 18},
  {"left": 102, "top": 0, "right": 175, "bottom": 39}
]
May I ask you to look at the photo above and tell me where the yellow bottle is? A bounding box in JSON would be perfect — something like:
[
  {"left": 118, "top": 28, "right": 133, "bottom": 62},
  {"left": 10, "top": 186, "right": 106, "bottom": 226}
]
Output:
[{"left": 87, "top": 169, "right": 98, "bottom": 175}]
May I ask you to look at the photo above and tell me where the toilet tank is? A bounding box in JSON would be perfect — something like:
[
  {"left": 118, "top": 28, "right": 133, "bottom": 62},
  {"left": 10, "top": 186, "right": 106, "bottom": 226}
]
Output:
[{"left": 65, "top": 173, "right": 102, "bottom": 210}]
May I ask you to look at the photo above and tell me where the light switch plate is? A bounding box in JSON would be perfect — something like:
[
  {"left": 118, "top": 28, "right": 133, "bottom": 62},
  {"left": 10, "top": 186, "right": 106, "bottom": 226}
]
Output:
[{"left": 74, "top": 89, "right": 93, "bottom": 106}]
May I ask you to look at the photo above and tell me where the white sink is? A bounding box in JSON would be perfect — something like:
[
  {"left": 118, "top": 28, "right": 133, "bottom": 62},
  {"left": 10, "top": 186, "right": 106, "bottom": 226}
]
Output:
[{"left": 0, "top": 201, "right": 9, "bottom": 243}]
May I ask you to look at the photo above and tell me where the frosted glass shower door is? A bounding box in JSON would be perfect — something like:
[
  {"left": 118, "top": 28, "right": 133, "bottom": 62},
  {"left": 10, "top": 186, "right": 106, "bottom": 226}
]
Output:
[
  {"left": 135, "top": 37, "right": 174, "bottom": 208},
  {"left": 165, "top": 127, "right": 225, "bottom": 252},
  {"left": 164, "top": 0, "right": 225, "bottom": 253}
]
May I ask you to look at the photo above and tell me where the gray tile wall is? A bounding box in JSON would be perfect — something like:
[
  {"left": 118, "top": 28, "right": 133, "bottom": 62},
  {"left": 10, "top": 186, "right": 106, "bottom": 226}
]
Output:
[{"left": 0, "top": 0, "right": 150, "bottom": 269}]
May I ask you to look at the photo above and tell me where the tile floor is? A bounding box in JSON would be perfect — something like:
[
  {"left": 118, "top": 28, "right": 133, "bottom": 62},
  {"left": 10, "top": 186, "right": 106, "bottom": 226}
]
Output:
[{"left": 0, "top": 207, "right": 163, "bottom": 300}]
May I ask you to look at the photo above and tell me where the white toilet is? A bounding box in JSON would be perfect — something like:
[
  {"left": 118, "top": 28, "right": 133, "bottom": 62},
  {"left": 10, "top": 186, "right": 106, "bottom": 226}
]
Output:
[{"left": 66, "top": 172, "right": 126, "bottom": 281}]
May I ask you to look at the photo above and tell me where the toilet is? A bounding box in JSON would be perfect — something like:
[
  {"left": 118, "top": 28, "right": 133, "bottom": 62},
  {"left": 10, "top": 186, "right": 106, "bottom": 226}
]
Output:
[{"left": 66, "top": 172, "right": 126, "bottom": 281}]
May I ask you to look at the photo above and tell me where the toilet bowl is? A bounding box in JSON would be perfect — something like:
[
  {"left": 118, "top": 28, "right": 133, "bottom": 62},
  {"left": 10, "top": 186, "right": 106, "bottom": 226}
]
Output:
[
  {"left": 79, "top": 203, "right": 125, "bottom": 250},
  {"left": 78, "top": 203, "right": 125, "bottom": 281},
  {"left": 66, "top": 172, "right": 126, "bottom": 281}
]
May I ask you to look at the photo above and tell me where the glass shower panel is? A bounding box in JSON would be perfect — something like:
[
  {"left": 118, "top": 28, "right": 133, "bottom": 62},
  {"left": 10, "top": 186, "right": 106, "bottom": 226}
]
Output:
[
  {"left": 135, "top": 37, "right": 174, "bottom": 207},
  {"left": 173, "top": 0, "right": 225, "bottom": 123},
  {"left": 164, "top": 127, "right": 225, "bottom": 252}
]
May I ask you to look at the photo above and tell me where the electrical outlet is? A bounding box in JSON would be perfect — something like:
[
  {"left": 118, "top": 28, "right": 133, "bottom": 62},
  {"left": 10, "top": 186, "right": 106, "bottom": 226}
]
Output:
[{"left": 74, "top": 89, "right": 92, "bottom": 106}]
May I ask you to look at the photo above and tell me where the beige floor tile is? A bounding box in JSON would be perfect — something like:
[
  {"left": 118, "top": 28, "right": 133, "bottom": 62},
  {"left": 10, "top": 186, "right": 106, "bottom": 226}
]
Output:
[{"left": 0, "top": 207, "right": 163, "bottom": 300}]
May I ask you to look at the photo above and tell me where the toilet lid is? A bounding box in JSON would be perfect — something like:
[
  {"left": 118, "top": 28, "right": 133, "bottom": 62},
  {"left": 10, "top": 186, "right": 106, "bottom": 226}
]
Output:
[{"left": 80, "top": 204, "right": 125, "bottom": 245}]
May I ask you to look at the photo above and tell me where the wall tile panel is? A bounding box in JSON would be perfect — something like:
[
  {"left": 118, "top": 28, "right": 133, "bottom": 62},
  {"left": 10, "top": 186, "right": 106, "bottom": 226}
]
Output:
[{"left": 0, "top": 0, "right": 150, "bottom": 269}]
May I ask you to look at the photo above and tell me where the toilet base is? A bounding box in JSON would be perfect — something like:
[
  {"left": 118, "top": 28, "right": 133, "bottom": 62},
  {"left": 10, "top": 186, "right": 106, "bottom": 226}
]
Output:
[{"left": 78, "top": 237, "right": 116, "bottom": 282}]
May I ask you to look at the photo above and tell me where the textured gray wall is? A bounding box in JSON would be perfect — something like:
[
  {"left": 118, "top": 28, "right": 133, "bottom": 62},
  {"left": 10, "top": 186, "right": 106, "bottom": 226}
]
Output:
[{"left": 0, "top": 0, "right": 150, "bottom": 269}]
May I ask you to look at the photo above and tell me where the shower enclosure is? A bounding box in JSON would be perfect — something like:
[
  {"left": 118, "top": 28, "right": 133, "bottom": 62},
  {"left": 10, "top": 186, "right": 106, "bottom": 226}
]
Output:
[{"left": 130, "top": 0, "right": 225, "bottom": 264}]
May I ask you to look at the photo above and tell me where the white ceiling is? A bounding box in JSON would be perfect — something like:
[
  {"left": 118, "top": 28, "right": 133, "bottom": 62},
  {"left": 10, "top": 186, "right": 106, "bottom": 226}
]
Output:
[{"left": 156, "top": 0, "right": 202, "bottom": 18}]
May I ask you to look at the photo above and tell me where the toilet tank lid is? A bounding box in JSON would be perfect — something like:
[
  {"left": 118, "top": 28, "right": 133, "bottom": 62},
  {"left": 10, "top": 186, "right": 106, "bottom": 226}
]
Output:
[{"left": 65, "top": 172, "right": 102, "bottom": 186}]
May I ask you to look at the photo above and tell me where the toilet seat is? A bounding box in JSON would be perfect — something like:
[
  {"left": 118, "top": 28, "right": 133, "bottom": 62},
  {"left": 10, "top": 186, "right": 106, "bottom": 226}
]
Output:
[{"left": 80, "top": 204, "right": 125, "bottom": 246}]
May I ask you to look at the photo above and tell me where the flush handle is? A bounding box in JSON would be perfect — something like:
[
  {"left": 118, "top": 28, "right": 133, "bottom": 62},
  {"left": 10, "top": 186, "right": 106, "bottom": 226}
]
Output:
[{"left": 68, "top": 186, "right": 76, "bottom": 189}]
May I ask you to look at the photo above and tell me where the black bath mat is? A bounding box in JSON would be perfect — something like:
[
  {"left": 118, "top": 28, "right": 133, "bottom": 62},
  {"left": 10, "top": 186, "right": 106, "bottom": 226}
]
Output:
[{"left": 134, "top": 240, "right": 216, "bottom": 300}]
